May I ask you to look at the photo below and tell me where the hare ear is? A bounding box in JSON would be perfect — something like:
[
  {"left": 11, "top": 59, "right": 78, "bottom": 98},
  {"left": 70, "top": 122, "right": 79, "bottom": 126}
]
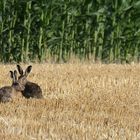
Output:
[
  {"left": 10, "top": 71, "right": 14, "bottom": 79},
  {"left": 25, "top": 65, "right": 32, "bottom": 77},
  {"left": 10, "top": 71, "right": 15, "bottom": 83},
  {"left": 14, "top": 70, "right": 18, "bottom": 81},
  {"left": 17, "top": 65, "right": 23, "bottom": 75}
]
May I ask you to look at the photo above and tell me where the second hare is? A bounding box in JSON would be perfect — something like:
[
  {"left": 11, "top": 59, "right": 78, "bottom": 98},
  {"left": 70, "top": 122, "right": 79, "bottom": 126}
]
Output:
[
  {"left": 0, "top": 70, "right": 24, "bottom": 103},
  {"left": 16, "top": 65, "right": 43, "bottom": 99}
]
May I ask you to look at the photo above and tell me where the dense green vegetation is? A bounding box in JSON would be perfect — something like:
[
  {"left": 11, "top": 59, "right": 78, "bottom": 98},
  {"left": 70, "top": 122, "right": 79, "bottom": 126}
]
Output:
[{"left": 0, "top": 0, "right": 140, "bottom": 63}]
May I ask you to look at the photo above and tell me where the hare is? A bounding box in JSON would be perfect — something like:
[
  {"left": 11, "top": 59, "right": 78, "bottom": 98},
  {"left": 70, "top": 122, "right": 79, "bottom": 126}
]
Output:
[
  {"left": 0, "top": 70, "right": 25, "bottom": 103},
  {"left": 16, "top": 65, "right": 43, "bottom": 99}
]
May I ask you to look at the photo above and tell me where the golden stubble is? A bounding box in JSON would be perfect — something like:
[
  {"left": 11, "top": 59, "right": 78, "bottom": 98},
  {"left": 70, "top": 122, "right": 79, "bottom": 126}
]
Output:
[{"left": 0, "top": 63, "right": 140, "bottom": 140}]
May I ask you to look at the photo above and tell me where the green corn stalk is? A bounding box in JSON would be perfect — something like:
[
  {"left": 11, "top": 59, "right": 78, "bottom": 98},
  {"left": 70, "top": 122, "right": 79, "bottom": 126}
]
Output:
[
  {"left": 94, "top": 6, "right": 106, "bottom": 62},
  {"left": 38, "top": 26, "right": 43, "bottom": 61},
  {"left": 0, "top": 0, "right": 6, "bottom": 61},
  {"left": 25, "top": 1, "right": 32, "bottom": 62}
]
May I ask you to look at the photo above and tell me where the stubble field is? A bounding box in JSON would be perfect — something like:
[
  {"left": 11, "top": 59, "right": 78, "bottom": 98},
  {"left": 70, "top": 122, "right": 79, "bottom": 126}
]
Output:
[{"left": 0, "top": 63, "right": 140, "bottom": 140}]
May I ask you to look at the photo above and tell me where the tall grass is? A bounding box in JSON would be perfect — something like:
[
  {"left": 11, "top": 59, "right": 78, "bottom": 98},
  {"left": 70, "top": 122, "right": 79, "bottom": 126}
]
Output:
[{"left": 0, "top": 0, "right": 140, "bottom": 63}]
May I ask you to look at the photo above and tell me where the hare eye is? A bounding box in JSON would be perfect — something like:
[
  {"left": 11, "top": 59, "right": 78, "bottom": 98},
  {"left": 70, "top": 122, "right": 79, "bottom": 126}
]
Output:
[{"left": 14, "top": 82, "right": 19, "bottom": 86}]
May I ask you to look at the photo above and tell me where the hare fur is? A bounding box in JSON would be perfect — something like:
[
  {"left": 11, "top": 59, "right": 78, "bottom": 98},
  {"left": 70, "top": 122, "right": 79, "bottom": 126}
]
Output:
[
  {"left": 16, "top": 65, "right": 43, "bottom": 99},
  {"left": 0, "top": 70, "right": 24, "bottom": 103}
]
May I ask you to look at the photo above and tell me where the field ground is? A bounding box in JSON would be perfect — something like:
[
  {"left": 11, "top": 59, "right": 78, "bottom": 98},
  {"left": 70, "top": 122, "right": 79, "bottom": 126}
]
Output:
[{"left": 0, "top": 63, "right": 140, "bottom": 140}]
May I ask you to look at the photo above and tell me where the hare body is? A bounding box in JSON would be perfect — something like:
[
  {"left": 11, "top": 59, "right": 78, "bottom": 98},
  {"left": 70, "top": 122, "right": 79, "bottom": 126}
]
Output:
[
  {"left": 23, "top": 81, "right": 43, "bottom": 99},
  {"left": 0, "top": 71, "right": 24, "bottom": 103},
  {"left": 0, "top": 86, "right": 23, "bottom": 102},
  {"left": 17, "top": 65, "right": 43, "bottom": 99},
  {"left": 0, "top": 87, "right": 12, "bottom": 102}
]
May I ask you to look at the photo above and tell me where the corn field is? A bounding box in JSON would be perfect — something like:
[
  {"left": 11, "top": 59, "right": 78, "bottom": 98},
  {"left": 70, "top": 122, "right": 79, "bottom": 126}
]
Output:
[{"left": 0, "top": 0, "right": 140, "bottom": 63}]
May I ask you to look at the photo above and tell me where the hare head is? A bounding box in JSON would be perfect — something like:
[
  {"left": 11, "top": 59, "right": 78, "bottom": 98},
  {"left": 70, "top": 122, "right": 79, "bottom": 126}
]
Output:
[
  {"left": 16, "top": 65, "right": 32, "bottom": 86},
  {"left": 10, "top": 70, "right": 25, "bottom": 91}
]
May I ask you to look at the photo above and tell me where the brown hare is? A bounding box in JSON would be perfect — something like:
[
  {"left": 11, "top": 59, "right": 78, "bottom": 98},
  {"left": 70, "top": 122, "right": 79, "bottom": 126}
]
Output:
[
  {"left": 0, "top": 70, "right": 24, "bottom": 103},
  {"left": 16, "top": 65, "right": 43, "bottom": 99}
]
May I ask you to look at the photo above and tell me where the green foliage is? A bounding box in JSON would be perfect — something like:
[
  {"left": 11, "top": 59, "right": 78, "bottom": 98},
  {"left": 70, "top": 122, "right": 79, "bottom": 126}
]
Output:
[{"left": 0, "top": 0, "right": 140, "bottom": 63}]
